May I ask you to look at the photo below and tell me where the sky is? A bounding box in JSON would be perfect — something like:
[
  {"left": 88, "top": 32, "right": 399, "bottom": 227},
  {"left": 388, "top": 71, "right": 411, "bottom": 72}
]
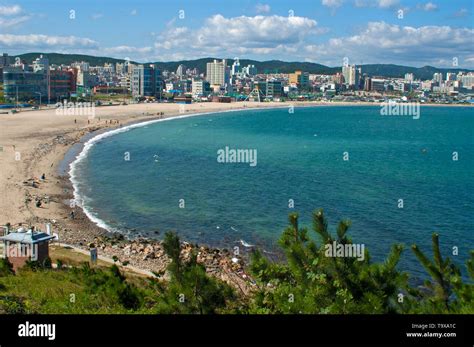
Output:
[{"left": 0, "top": 0, "right": 473, "bottom": 68}]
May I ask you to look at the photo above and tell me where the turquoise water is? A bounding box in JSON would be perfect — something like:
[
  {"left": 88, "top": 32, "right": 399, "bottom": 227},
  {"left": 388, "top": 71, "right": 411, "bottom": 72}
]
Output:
[{"left": 73, "top": 106, "right": 474, "bottom": 278}]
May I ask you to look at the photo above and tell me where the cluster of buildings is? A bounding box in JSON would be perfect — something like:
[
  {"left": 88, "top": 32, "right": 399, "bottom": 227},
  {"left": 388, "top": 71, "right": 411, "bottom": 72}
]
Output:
[
  {"left": 1, "top": 54, "right": 78, "bottom": 103},
  {"left": 1, "top": 53, "right": 473, "bottom": 105}
]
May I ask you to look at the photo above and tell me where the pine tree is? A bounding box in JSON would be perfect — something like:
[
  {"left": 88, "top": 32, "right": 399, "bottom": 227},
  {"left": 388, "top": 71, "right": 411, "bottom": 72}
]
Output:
[
  {"left": 156, "top": 231, "right": 235, "bottom": 314},
  {"left": 249, "top": 209, "right": 408, "bottom": 313},
  {"left": 410, "top": 234, "right": 474, "bottom": 313}
]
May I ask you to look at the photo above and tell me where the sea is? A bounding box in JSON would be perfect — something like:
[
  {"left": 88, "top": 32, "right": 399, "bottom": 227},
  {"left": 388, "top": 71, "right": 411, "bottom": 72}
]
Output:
[{"left": 69, "top": 105, "right": 474, "bottom": 279}]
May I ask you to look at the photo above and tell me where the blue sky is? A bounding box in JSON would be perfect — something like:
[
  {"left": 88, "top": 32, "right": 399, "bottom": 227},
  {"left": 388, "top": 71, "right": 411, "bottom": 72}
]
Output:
[{"left": 0, "top": 0, "right": 473, "bottom": 67}]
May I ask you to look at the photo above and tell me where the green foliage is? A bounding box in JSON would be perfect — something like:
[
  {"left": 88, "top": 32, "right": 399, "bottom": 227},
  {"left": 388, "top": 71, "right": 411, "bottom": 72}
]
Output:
[
  {"left": 249, "top": 210, "right": 473, "bottom": 314},
  {"left": 24, "top": 257, "right": 53, "bottom": 271},
  {"left": 408, "top": 235, "right": 474, "bottom": 313},
  {"left": 155, "top": 231, "right": 235, "bottom": 314},
  {"left": 73, "top": 263, "right": 143, "bottom": 310},
  {"left": 249, "top": 210, "right": 408, "bottom": 313},
  {"left": 0, "top": 258, "right": 14, "bottom": 276},
  {"left": 0, "top": 295, "right": 27, "bottom": 314},
  {"left": 0, "top": 211, "right": 471, "bottom": 314}
]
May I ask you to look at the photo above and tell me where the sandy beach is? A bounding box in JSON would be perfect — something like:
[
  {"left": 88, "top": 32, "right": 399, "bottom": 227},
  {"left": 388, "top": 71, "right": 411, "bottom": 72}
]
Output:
[{"left": 0, "top": 100, "right": 471, "bottom": 293}]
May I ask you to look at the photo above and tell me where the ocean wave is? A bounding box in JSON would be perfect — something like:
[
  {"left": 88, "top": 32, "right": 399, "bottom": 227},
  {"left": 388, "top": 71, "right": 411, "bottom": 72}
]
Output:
[{"left": 239, "top": 239, "right": 254, "bottom": 248}]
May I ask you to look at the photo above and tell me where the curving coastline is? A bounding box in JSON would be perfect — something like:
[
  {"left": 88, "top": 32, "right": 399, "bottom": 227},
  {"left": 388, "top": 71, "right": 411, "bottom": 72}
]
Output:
[{"left": 1, "top": 101, "right": 471, "bottom": 293}]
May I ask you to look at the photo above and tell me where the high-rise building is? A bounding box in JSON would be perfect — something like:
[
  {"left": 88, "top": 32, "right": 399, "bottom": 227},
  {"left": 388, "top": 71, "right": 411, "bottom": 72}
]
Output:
[
  {"left": 404, "top": 73, "right": 414, "bottom": 82},
  {"left": 71, "top": 61, "right": 90, "bottom": 72},
  {"left": 124, "top": 60, "right": 134, "bottom": 74},
  {"left": 231, "top": 59, "right": 241, "bottom": 76},
  {"left": 371, "top": 78, "right": 386, "bottom": 92},
  {"left": 176, "top": 64, "right": 186, "bottom": 78},
  {"left": 131, "top": 64, "right": 162, "bottom": 97},
  {"left": 206, "top": 59, "right": 228, "bottom": 87},
  {"left": 460, "top": 73, "right": 474, "bottom": 88},
  {"left": 342, "top": 65, "right": 359, "bottom": 87},
  {"left": 3, "top": 67, "right": 47, "bottom": 102},
  {"left": 266, "top": 79, "right": 283, "bottom": 98},
  {"left": 433, "top": 72, "right": 443, "bottom": 85},
  {"left": 49, "top": 69, "right": 76, "bottom": 101},
  {"left": 115, "top": 62, "right": 125, "bottom": 75},
  {"left": 192, "top": 79, "right": 211, "bottom": 96},
  {"left": 242, "top": 64, "right": 257, "bottom": 76},
  {"left": 446, "top": 72, "right": 456, "bottom": 81},
  {"left": 289, "top": 70, "right": 310, "bottom": 89},
  {"left": 0, "top": 53, "right": 10, "bottom": 67},
  {"left": 363, "top": 77, "right": 372, "bottom": 91},
  {"left": 76, "top": 68, "right": 96, "bottom": 95}
]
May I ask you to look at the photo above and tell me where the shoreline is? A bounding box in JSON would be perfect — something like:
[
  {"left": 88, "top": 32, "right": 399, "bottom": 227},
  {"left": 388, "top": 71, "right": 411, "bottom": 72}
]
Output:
[{"left": 1, "top": 101, "right": 472, "bottom": 294}]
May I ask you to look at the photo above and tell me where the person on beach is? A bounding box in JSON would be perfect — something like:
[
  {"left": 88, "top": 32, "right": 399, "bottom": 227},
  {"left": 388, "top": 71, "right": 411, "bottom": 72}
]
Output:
[
  {"left": 74, "top": 119, "right": 77, "bottom": 124},
  {"left": 41, "top": 173, "right": 45, "bottom": 180},
  {"left": 70, "top": 211, "right": 75, "bottom": 219}
]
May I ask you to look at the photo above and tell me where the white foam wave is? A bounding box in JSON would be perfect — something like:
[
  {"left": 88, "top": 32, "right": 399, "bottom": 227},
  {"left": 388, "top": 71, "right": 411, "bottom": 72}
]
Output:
[{"left": 239, "top": 239, "right": 254, "bottom": 248}]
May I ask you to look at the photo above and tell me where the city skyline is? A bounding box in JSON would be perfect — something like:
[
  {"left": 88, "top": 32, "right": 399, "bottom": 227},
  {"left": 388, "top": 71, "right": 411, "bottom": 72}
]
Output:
[{"left": 0, "top": 0, "right": 473, "bottom": 68}]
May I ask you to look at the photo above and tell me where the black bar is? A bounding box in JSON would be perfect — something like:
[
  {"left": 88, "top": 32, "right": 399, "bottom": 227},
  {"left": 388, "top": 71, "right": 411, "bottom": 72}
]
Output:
[{"left": 0, "top": 314, "right": 472, "bottom": 345}]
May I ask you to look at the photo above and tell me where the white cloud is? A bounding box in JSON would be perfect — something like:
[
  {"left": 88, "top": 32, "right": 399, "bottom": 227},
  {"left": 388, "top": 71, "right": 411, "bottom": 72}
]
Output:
[
  {"left": 418, "top": 2, "right": 437, "bottom": 11},
  {"left": 255, "top": 4, "right": 271, "bottom": 13},
  {"left": 377, "top": 0, "right": 399, "bottom": 8},
  {"left": 305, "top": 21, "right": 474, "bottom": 67},
  {"left": 0, "top": 34, "right": 99, "bottom": 49},
  {"left": 0, "top": 4, "right": 30, "bottom": 28},
  {"left": 0, "top": 4, "right": 22, "bottom": 16},
  {"left": 322, "top": 0, "right": 343, "bottom": 8},
  {"left": 155, "top": 14, "right": 322, "bottom": 57},
  {"left": 0, "top": 15, "right": 29, "bottom": 28},
  {"left": 354, "top": 0, "right": 399, "bottom": 8}
]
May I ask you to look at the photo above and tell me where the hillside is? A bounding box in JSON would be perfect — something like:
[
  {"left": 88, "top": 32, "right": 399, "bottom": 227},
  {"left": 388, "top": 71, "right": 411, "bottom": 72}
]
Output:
[{"left": 14, "top": 52, "right": 473, "bottom": 80}]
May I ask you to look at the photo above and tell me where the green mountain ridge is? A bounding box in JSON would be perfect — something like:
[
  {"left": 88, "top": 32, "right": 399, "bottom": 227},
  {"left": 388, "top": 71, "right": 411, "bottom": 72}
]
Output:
[{"left": 13, "top": 52, "right": 473, "bottom": 80}]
